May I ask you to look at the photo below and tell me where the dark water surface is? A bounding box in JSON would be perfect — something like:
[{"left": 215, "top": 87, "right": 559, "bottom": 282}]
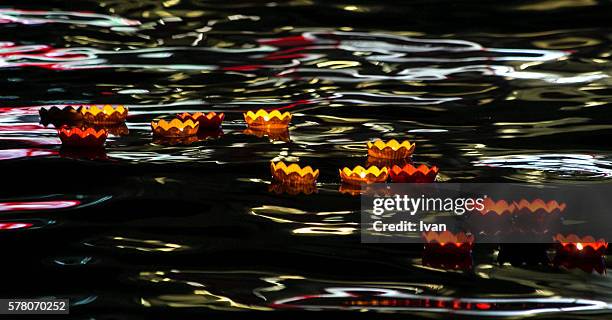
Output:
[{"left": 2, "top": 1, "right": 612, "bottom": 319}]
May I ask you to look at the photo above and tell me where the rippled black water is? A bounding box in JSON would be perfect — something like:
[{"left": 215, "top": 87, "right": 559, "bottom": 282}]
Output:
[{"left": 2, "top": 1, "right": 612, "bottom": 319}]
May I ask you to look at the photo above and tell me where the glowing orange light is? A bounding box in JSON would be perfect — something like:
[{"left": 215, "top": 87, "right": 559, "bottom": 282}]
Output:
[
  {"left": 151, "top": 118, "right": 199, "bottom": 138},
  {"left": 177, "top": 112, "right": 224, "bottom": 129},
  {"left": 270, "top": 161, "right": 319, "bottom": 185},
  {"left": 80, "top": 104, "right": 128, "bottom": 124},
  {"left": 244, "top": 109, "right": 291, "bottom": 129},
  {"left": 57, "top": 126, "right": 107, "bottom": 148},
  {"left": 390, "top": 164, "right": 438, "bottom": 183},
  {"left": 367, "top": 139, "right": 415, "bottom": 159},
  {"left": 339, "top": 166, "right": 388, "bottom": 185}
]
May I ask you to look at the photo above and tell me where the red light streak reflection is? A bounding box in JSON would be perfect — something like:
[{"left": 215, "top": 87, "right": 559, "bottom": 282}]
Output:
[
  {"left": 0, "top": 222, "right": 33, "bottom": 230},
  {"left": 271, "top": 287, "right": 609, "bottom": 315},
  {"left": 0, "top": 200, "right": 80, "bottom": 212}
]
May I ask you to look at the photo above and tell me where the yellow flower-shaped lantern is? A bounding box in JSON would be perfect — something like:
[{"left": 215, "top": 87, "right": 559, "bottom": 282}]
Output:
[
  {"left": 151, "top": 119, "right": 199, "bottom": 138},
  {"left": 367, "top": 139, "right": 415, "bottom": 159},
  {"left": 244, "top": 109, "right": 291, "bottom": 129},
  {"left": 270, "top": 161, "right": 319, "bottom": 185},
  {"left": 80, "top": 105, "right": 128, "bottom": 124},
  {"left": 339, "top": 166, "right": 388, "bottom": 185}
]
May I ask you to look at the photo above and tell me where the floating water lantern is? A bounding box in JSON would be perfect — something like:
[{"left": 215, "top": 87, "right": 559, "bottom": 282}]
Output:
[
  {"left": 176, "top": 112, "right": 224, "bottom": 130},
  {"left": 553, "top": 234, "right": 607, "bottom": 274},
  {"left": 339, "top": 166, "right": 388, "bottom": 185},
  {"left": 58, "top": 126, "right": 107, "bottom": 148},
  {"left": 80, "top": 104, "right": 128, "bottom": 124},
  {"left": 422, "top": 231, "right": 474, "bottom": 270},
  {"left": 367, "top": 139, "right": 415, "bottom": 159},
  {"left": 244, "top": 109, "right": 291, "bottom": 129},
  {"left": 270, "top": 161, "right": 319, "bottom": 185},
  {"left": 514, "top": 199, "right": 565, "bottom": 235},
  {"left": 553, "top": 234, "right": 607, "bottom": 257},
  {"left": 39, "top": 106, "right": 82, "bottom": 126},
  {"left": 151, "top": 118, "right": 199, "bottom": 138},
  {"left": 389, "top": 164, "right": 438, "bottom": 183}
]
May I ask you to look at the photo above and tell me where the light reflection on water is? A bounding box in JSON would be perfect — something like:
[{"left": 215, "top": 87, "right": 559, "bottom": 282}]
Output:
[{"left": 1, "top": 0, "right": 612, "bottom": 319}]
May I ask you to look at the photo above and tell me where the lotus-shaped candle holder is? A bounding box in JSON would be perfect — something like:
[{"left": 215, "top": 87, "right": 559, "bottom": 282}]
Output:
[
  {"left": 553, "top": 234, "right": 607, "bottom": 256},
  {"left": 269, "top": 181, "right": 318, "bottom": 195},
  {"left": 58, "top": 126, "right": 107, "bottom": 148},
  {"left": 151, "top": 119, "right": 199, "bottom": 138},
  {"left": 270, "top": 161, "right": 319, "bottom": 185},
  {"left": 553, "top": 234, "right": 607, "bottom": 274},
  {"left": 422, "top": 231, "right": 474, "bottom": 270},
  {"left": 339, "top": 166, "right": 388, "bottom": 185},
  {"left": 244, "top": 109, "right": 291, "bottom": 129},
  {"left": 80, "top": 105, "right": 128, "bottom": 124},
  {"left": 367, "top": 139, "right": 415, "bottom": 160},
  {"left": 244, "top": 127, "right": 290, "bottom": 142},
  {"left": 514, "top": 199, "right": 565, "bottom": 235},
  {"left": 177, "top": 112, "right": 224, "bottom": 130},
  {"left": 390, "top": 164, "right": 438, "bottom": 183},
  {"left": 39, "top": 106, "right": 83, "bottom": 126}
]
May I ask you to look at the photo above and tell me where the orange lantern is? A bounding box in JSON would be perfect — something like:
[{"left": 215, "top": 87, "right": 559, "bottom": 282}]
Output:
[
  {"left": 151, "top": 119, "right": 199, "bottom": 138},
  {"left": 553, "top": 234, "right": 607, "bottom": 256},
  {"left": 367, "top": 139, "right": 415, "bottom": 159},
  {"left": 270, "top": 161, "right": 319, "bottom": 185},
  {"left": 244, "top": 109, "right": 291, "bottom": 129},
  {"left": 80, "top": 104, "right": 128, "bottom": 124},
  {"left": 339, "top": 166, "right": 388, "bottom": 185},
  {"left": 58, "top": 127, "right": 107, "bottom": 148},
  {"left": 389, "top": 164, "right": 438, "bottom": 183}
]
